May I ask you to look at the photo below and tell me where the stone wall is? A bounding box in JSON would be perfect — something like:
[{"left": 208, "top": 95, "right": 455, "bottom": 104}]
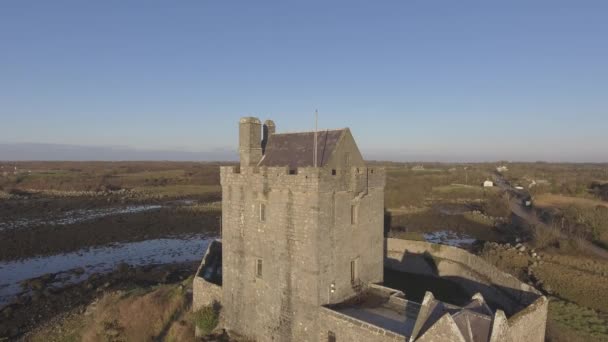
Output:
[
  {"left": 505, "top": 296, "right": 548, "bottom": 342},
  {"left": 321, "top": 128, "right": 366, "bottom": 171},
  {"left": 318, "top": 307, "right": 405, "bottom": 342},
  {"left": 220, "top": 165, "right": 385, "bottom": 341},
  {"left": 317, "top": 167, "right": 385, "bottom": 304},
  {"left": 192, "top": 276, "right": 222, "bottom": 311},
  {"left": 221, "top": 166, "right": 323, "bottom": 341},
  {"left": 192, "top": 240, "right": 222, "bottom": 311},
  {"left": 385, "top": 239, "right": 541, "bottom": 315}
]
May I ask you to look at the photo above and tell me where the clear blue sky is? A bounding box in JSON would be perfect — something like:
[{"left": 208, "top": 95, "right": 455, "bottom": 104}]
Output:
[{"left": 1, "top": 1, "right": 607, "bottom": 161}]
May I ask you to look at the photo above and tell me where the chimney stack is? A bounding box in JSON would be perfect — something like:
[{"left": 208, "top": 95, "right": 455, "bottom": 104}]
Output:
[
  {"left": 262, "top": 120, "right": 275, "bottom": 154},
  {"left": 239, "top": 117, "right": 262, "bottom": 167}
]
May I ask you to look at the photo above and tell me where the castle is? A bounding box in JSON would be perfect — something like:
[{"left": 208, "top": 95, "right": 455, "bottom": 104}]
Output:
[{"left": 193, "top": 117, "right": 548, "bottom": 342}]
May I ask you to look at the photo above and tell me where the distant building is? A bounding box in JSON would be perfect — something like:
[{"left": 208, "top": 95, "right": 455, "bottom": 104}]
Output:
[
  {"left": 496, "top": 166, "right": 508, "bottom": 173},
  {"left": 412, "top": 165, "right": 425, "bottom": 171},
  {"left": 483, "top": 180, "right": 494, "bottom": 187}
]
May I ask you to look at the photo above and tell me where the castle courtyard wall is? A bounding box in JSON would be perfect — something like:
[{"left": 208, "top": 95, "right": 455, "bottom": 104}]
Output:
[
  {"left": 505, "top": 296, "right": 548, "bottom": 342},
  {"left": 385, "top": 239, "right": 541, "bottom": 315}
]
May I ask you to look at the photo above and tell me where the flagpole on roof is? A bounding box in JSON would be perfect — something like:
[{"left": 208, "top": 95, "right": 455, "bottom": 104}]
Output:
[{"left": 314, "top": 110, "right": 318, "bottom": 168}]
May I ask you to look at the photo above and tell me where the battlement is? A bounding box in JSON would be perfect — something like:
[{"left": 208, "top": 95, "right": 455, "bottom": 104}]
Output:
[{"left": 220, "top": 165, "right": 386, "bottom": 192}]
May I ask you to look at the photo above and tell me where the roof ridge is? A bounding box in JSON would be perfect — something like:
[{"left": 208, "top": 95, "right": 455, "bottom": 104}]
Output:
[{"left": 271, "top": 128, "right": 346, "bottom": 135}]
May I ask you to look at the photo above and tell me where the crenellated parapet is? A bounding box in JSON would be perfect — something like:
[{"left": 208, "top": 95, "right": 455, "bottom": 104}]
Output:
[
  {"left": 221, "top": 165, "right": 386, "bottom": 194},
  {"left": 221, "top": 166, "right": 321, "bottom": 192}
]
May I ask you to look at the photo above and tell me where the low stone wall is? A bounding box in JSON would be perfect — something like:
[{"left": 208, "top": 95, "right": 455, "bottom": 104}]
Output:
[
  {"left": 385, "top": 238, "right": 541, "bottom": 315},
  {"left": 318, "top": 307, "right": 405, "bottom": 342},
  {"left": 192, "top": 240, "right": 222, "bottom": 311},
  {"left": 192, "top": 276, "right": 222, "bottom": 311}
]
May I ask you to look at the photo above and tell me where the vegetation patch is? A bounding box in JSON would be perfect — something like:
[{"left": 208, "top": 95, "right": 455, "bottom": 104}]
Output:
[
  {"left": 387, "top": 230, "right": 425, "bottom": 241},
  {"left": 27, "top": 280, "right": 199, "bottom": 342},
  {"left": 193, "top": 305, "right": 220, "bottom": 336},
  {"left": 389, "top": 208, "right": 504, "bottom": 244},
  {"left": 535, "top": 194, "right": 608, "bottom": 209},
  {"left": 548, "top": 299, "right": 608, "bottom": 341},
  {"left": 533, "top": 262, "right": 608, "bottom": 312}
]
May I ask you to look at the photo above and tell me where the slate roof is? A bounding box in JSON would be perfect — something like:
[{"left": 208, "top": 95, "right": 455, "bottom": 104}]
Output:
[{"left": 258, "top": 129, "right": 345, "bottom": 168}]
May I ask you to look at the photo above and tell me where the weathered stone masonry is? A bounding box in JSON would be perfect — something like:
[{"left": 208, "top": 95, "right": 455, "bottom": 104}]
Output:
[
  {"left": 193, "top": 117, "right": 547, "bottom": 342},
  {"left": 219, "top": 117, "right": 384, "bottom": 341}
]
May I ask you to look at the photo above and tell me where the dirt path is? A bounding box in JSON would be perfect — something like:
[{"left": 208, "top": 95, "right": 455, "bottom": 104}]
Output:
[{"left": 495, "top": 178, "right": 608, "bottom": 260}]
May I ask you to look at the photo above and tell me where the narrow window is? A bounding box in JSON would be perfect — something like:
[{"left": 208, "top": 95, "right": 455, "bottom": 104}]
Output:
[
  {"left": 256, "top": 258, "right": 263, "bottom": 278},
  {"left": 331, "top": 169, "right": 337, "bottom": 176},
  {"left": 344, "top": 153, "right": 350, "bottom": 167},
  {"left": 350, "top": 258, "right": 359, "bottom": 283},
  {"left": 259, "top": 203, "right": 266, "bottom": 222},
  {"left": 351, "top": 204, "right": 358, "bottom": 225},
  {"left": 328, "top": 331, "right": 336, "bottom": 342}
]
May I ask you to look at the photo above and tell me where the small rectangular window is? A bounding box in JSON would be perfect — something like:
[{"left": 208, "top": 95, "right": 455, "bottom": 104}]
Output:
[
  {"left": 351, "top": 204, "right": 358, "bottom": 225},
  {"left": 331, "top": 169, "right": 337, "bottom": 176},
  {"left": 344, "top": 153, "right": 350, "bottom": 167},
  {"left": 328, "top": 331, "right": 336, "bottom": 342},
  {"left": 260, "top": 203, "right": 266, "bottom": 222},
  {"left": 350, "top": 258, "right": 358, "bottom": 283},
  {"left": 256, "top": 258, "right": 263, "bottom": 278}
]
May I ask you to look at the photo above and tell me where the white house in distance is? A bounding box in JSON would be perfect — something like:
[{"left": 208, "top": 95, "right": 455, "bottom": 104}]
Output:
[{"left": 483, "top": 180, "right": 494, "bottom": 187}]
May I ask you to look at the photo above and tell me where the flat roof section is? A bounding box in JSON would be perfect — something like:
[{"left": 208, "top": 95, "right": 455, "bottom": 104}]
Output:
[{"left": 327, "top": 287, "right": 421, "bottom": 338}]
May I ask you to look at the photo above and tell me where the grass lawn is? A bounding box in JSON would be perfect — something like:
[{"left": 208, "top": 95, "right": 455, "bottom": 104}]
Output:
[{"left": 548, "top": 299, "right": 608, "bottom": 342}]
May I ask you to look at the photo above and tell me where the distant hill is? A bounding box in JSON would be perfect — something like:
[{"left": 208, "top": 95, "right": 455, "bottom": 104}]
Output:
[{"left": 0, "top": 143, "right": 237, "bottom": 161}]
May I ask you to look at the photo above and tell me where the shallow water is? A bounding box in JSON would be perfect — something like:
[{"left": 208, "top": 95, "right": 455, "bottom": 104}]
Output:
[
  {"left": 423, "top": 230, "right": 477, "bottom": 248},
  {"left": 0, "top": 235, "right": 214, "bottom": 308},
  {"left": 0, "top": 205, "right": 163, "bottom": 231}
]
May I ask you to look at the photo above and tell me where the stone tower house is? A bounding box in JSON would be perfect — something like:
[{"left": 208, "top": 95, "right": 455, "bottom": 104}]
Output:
[
  {"left": 221, "top": 117, "right": 385, "bottom": 341},
  {"left": 194, "top": 117, "right": 547, "bottom": 341}
]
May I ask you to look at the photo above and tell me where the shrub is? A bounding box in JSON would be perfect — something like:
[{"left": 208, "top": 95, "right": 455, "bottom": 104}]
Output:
[
  {"left": 193, "top": 305, "right": 219, "bottom": 335},
  {"left": 533, "top": 224, "right": 561, "bottom": 249},
  {"left": 483, "top": 193, "right": 511, "bottom": 218}
]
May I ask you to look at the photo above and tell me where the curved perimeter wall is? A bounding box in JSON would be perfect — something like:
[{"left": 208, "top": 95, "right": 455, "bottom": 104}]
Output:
[{"left": 385, "top": 238, "right": 541, "bottom": 316}]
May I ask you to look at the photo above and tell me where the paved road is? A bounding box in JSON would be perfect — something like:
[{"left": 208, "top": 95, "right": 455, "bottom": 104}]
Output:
[{"left": 495, "top": 176, "right": 608, "bottom": 260}]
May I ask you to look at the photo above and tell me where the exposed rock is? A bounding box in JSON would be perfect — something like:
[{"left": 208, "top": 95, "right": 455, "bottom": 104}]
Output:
[
  {"left": 2, "top": 306, "right": 13, "bottom": 318},
  {"left": 105, "top": 328, "right": 121, "bottom": 337}
]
